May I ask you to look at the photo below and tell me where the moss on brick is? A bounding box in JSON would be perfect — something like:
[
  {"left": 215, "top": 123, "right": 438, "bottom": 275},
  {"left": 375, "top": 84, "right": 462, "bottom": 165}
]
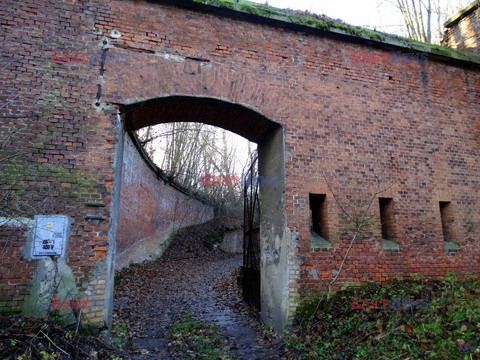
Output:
[{"left": 1, "top": 160, "right": 99, "bottom": 203}]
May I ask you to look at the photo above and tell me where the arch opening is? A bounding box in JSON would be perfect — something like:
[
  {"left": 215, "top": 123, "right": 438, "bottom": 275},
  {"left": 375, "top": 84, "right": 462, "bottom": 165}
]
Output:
[{"left": 108, "top": 96, "right": 289, "bottom": 333}]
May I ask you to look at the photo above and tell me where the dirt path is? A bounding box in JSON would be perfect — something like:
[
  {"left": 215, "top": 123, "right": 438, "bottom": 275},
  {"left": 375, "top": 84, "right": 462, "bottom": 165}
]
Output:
[{"left": 113, "top": 222, "right": 284, "bottom": 359}]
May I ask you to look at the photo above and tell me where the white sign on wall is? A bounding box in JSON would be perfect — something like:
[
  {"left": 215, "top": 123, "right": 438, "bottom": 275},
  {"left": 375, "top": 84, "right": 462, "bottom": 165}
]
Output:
[{"left": 31, "top": 215, "right": 71, "bottom": 258}]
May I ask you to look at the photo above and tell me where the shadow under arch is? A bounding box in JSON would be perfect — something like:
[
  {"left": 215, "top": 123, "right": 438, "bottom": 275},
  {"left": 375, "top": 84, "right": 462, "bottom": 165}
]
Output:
[
  {"left": 123, "top": 95, "right": 279, "bottom": 143},
  {"left": 112, "top": 95, "right": 289, "bottom": 332}
]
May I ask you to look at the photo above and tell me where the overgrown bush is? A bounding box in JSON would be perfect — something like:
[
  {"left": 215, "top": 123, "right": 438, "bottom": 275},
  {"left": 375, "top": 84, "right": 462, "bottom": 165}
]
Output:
[{"left": 287, "top": 273, "right": 480, "bottom": 359}]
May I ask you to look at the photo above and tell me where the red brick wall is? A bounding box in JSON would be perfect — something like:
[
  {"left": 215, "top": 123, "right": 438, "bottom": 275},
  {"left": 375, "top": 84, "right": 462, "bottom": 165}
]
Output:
[
  {"left": 443, "top": 3, "right": 480, "bottom": 54},
  {"left": 0, "top": 0, "right": 479, "bottom": 324},
  {"left": 116, "top": 134, "right": 213, "bottom": 269},
  {"left": 0, "top": 0, "right": 118, "bottom": 322},
  {"left": 0, "top": 226, "right": 35, "bottom": 314}
]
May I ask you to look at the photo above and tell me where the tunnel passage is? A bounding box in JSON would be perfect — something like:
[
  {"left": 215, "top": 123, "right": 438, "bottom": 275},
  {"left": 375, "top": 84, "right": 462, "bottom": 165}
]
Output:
[{"left": 114, "top": 95, "right": 289, "bottom": 332}]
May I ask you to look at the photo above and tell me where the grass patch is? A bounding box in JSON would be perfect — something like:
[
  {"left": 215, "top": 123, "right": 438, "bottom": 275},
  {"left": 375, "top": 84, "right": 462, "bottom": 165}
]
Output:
[
  {"left": 286, "top": 272, "right": 480, "bottom": 359},
  {"left": 168, "top": 314, "right": 234, "bottom": 359},
  {"left": 111, "top": 319, "right": 128, "bottom": 349}
]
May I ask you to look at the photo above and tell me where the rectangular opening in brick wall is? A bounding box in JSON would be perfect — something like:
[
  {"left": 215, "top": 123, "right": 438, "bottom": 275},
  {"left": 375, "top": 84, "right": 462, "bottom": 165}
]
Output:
[
  {"left": 439, "top": 201, "right": 454, "bottom": 242},
  {"left": 439, "top": 201, "right": 458, "bottom": 251},
  {"left": 379, "top": 198, "right": 399, "bottom": 251},
  {"left": 379, "top": 198, "right": 396, "bottom": 240},
  {"left": 309, "top": 193, "right": 331, "bottom": 250}
]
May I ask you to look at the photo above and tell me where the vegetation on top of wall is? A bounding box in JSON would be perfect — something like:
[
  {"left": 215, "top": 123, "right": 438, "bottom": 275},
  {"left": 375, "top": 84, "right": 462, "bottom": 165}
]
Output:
[
  {"left": 388, "top": 34, "right": 480, "bottom": 63},
  {"left": 191, "top": 0, "right": 384, "bottom": 40},
  {"left": 190, "top": 0, "right": 480, "bottom": 65}
]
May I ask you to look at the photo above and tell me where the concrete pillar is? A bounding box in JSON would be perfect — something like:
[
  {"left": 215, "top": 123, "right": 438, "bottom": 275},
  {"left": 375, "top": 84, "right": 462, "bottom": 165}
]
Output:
[{"left": 258, "top": 125, "right": 288, "bottom": 333}]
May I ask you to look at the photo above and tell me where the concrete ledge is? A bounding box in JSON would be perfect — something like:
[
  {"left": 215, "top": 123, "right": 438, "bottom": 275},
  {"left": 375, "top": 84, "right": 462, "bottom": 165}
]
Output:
[
  {"left": 382, "top": 238, "right": 400, "bottom": 251},
  {"left": 445, "top": 241, "right": 459, "bottom": 252},
  {"left": 340, "top": 282, "right": 363, "bottom": 291},
  {"left": 444, "top": 0, "right": 480, "bottom": 28},
  {"left": 310, "top": 231, "right": 331, "bottom": 250}
]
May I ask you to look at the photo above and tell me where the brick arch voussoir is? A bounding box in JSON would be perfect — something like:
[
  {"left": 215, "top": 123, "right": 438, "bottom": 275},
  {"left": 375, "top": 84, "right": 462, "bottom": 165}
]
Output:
[{"left": 105, "top": 59, "right": 286, "bottom": 141}]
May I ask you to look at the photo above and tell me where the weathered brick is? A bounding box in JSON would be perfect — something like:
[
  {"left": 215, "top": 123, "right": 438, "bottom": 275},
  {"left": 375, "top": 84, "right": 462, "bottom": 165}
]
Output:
[
  {"left": 0, "top": 0, "right": 478, "bottom": 328},
  {"left": 443, "top": 2, "right": 479, "bottom": 54}
]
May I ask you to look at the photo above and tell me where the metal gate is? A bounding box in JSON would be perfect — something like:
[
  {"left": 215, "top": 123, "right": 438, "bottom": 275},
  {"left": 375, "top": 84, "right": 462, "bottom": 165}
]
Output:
[{"left": 242, "top": 156, "right": 261, "bottom": 310}]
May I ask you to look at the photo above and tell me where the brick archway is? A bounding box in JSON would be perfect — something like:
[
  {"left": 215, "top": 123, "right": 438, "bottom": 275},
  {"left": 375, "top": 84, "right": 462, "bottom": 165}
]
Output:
[
  {"left": 2, "top": 0, "right": 479, "bottom": 338},
  {"left": 106, "top": 95, "right": 290, "bottom": 332}
]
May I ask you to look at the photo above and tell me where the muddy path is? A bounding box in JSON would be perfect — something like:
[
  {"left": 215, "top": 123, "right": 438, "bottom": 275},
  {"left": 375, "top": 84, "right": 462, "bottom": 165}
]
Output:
[{"left": 113, "top": 221, "right": 285, "bottom": 359}]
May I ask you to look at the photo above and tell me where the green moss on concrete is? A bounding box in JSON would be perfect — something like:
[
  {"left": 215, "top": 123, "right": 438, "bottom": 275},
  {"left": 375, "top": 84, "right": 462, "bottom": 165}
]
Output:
[
  {"left": 388, "top": 35, "right": 480, "bottom": 62},
  {"left": 239, "top": 2, "right": 288, "bottom": 18},
  {"left": 192, "top": 0, "right": 384, "bottom": 39}
]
